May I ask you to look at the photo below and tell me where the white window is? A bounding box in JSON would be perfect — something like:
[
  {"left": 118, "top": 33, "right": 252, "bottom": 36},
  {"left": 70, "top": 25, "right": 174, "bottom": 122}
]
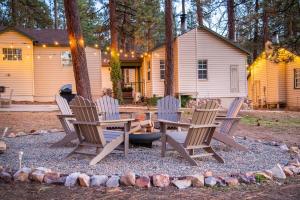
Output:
[
  {"left": 198, "top": 60, "right": 207, "bottom": 80},
  {"left": 160, "top": 60, "right": 165, "bottom": 80},
  {"left": 295, "top": 69, "right": 300, "bottom": 89},
  {"left": 61, "top": 51, "right": 72, "bottom": 66},
  {"left": 230, "top": 65, "right": 239, "bottom": 93},
  {"left": 147, "top": 61, "right": 151, "bottom": 81},
  {"left": 3, "top": 48, "right": 22, "bottom": 61}
]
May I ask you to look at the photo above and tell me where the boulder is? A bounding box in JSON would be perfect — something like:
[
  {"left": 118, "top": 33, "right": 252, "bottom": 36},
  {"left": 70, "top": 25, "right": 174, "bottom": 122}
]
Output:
[
  {"left": 120, "top": 171, "right": 136, "bottom": 186},
  {"left": 106, "top": 176, "right": 120, "bottom": 188},
  {"left": 14, "top": 167, "right": 32, "bottom": 182},
  {"left": 65, "top": 172, "right": 80, "bottom": 187},
  {"left": 237, "top": 173, "right": 256, "bottom": 184},
  {"left": 90, "top": 175, "right": 108, "bottom": 187},
  {"left": 152, "top": 174, "right": 170, "bottom": 187},
  {"left": 135, "top": 176, "right": 151, "bottom": 188},
  {"left": 43, "top": 172, "right": 61, "bottom": 184},
  {"left": 283, "top": 167, "right": 294, "bottom": 176},
  {"left": 269, "top": 164, "right": 286, "bottom": 179},
  {"left": 16, "top": 132, "right": 27, "bottom": 137},
  {"left": 34, "top": 167, "right": 51, "bottom": 173},
  {"left": 279, "top": 144, "right": 289, "bottom": 151},
  {"left": 172, "top": 179, "right": 192, "bottom": 189},
  {"left": 204, "top": 177, "right": 217, "bottom": 187},
  {"left": 78, "top": 173, "right": 90, "bottom": 187},
  {"left": 0, "top": 171, "right": 12, "bottom": 183},
  {"left": 6, "top": 132, "right": 16, "bottom": 138},
  {"left": 186, "top": 174, "right": 204, "bottom": 187},
  {"left": 204, "top": 171, "right": 213, "bottom": 177},
  {"left": 288, "top": 159, "right": 300, "bottom": 167},
  {"left": 255, "top": 172, "right": 272, "bottom": 181},
  {"left": 289, "top": 146, "right": 300, "bottom": 154},
  {"left": 224, "top": 177, "right": 239, "bottom": 186},
  {"left": 0, "top": 140, "right": 6, "bottom": 153},
  {"left": 30, "top": 170, "right": 45, "bottom": 183},
  {"left": 289, "top": 166, "right": 300, "bottom": 175}
]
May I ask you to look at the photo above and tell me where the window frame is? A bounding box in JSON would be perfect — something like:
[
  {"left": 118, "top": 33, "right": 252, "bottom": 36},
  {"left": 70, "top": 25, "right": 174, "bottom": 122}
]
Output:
[
  {"left": 147, "top": 61, "right": 151, "bottom": 81},
  {"left": 61, "top": 51, "right": 72, "bottom": 66},
  {"left": 197, "top": 60, "right": 208, "bottom": 80},
  {"left": 2, "top": 48, "right": 22, "bottom": 61},
  {"left": 294, "top": 68, "right": 300, "bottom": 89},
  {"left": 230, "top": 65, "right": 239, "bottom": 93},
  {"left": 159, "top": 59, "right": 165, "bottom": 80}
]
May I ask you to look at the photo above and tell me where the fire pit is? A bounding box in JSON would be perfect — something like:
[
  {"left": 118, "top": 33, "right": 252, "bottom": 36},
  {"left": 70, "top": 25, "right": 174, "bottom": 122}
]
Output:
[{"left": 129, "top": 119, "right": 161, "bottom": 148}]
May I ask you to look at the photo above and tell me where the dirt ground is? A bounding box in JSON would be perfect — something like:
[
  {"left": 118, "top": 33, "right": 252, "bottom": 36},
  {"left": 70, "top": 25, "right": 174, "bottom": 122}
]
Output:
[{"left": 0, "top": 110, "right": 300, "bottom": 199}]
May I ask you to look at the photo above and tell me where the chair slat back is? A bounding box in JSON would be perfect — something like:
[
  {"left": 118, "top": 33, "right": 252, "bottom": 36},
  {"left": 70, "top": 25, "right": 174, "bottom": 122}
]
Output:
[
  {"left": 219, "top": 97, "right": 244, "bottom": 134},
  {"left": 70, "top": 96, "right": 106, "bottom": 146},
  {"left": 55, "top": 95, "right": 74, "bottom": 133},
  {"left": 95, "top": 95, "right": 120, "bottom": 120},
  {"left": 184, "top": 101, "right": 219, "bottom": 147},
  {"left": 157, "top": 95, "right": 180, "bottom": 122}
]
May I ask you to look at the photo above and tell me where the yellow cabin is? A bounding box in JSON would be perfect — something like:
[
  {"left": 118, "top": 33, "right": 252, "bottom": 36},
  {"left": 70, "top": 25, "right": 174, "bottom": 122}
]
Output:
[
  {"left": 248, "top": 48, "right": 300, "bottom": 109},
  {"left": 0, "top": 26, "right": 102, "bottom": 102}
]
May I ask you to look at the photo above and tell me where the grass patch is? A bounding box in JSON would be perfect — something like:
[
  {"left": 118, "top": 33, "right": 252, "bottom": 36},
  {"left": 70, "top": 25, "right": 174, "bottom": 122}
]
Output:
[{"left": 241, "top": 116, "right": 300, "bottom": 128}]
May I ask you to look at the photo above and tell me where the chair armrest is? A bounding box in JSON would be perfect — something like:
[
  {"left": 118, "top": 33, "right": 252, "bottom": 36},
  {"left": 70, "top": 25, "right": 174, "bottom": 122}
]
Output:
[
  {"left": 157, "top": 119, "right": 191, "bottom": 128},
  {"left": 57, "top": 114, "right": 75, "bottom": 119},
  {"left": 71, "top": 118, "right": 135, "bottom": 126},
  {"left": 216, "top": 117, "right": 241, "bottom": 120},
  {"left": 190, "top": 123, "right": 220, "bottom": 128}
]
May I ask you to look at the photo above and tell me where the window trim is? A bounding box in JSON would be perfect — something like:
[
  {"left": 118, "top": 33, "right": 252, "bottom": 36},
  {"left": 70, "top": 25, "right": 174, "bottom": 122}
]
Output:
[
  {"left": 294, "top": 68, "right": 300, "bottom": 89},
  {"left": 147, "top": 61, "right": 151, "bottom": 81},
  {"left": 2, "top": 48, "right": 22, "bottom": 61},
  {"left": 197, "top": 59, "right": 208, "bottom": 80},
  {"left": 159, "top": 59, "right": 165, "bottom": 80},
  {"left": 230, "top": 65, "right": 239, "bottom": 93},
  {"left": 61, "top": 51, "right": 72, "bottom": 66}
]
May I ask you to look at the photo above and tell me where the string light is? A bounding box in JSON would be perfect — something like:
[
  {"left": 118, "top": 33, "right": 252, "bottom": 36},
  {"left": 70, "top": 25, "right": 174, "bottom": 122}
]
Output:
[
  {"left": 37, "top": 56, "right": 40, "bottom": 59},
  {"left": 54, "top": 41, "right": 59, "bottom": 45},
  {"left": 106, "top": 46, "right": 110, "bottom": 51},
  {"left": 131, "top": 51, "right": 134, "bottom": 54},
  {"left": 94, "top": 44, "right": 98, "bottom": 48},
  {"left": 124, "top": 53, "right": 128, "bottom": 57},
  {"left": 49, "top": 55, "right": 53, "bottom": 59},
  {"left": 27, "top": 45, "right": 31, "bottom": 48},
  {"left": 42, "top": 44, "right": 46, "bottom": 48},
  {"left": 119, "top": 49, "right": 123, "bottom": 53},
  {"left": 104, "top": 51, "right": 108, "bottom": 55}
]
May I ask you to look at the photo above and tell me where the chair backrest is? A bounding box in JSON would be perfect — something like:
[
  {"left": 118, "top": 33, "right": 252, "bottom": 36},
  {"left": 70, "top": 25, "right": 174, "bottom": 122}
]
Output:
[
  {"left": 219, "top": 97, "right": 244, "bottom": 134},
  {"left": 157, "top": 95, "right": 180, "bottom": 122},
  {"left": 70, "top": 96, "right": 106, "bottom": 146},
  {"left": 55, "top": 95, "right": 74, "bottom": 132},
  {"left": 95, "top": 95, "right": 120, "bottom": 120},
  {"left": 184, "top": 101, "right": 219, "bottom": 148}
]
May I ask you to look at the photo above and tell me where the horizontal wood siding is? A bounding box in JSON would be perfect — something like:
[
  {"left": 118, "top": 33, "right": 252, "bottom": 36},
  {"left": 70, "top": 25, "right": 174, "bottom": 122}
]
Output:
[
  {"left": 151, "top": 47, "right": 165, "bottom": 97},
  {"left": 34, "top": 46, "right": 101, "bottom": 101},
  {"left": 286, "top": 57, "right": 300, "bottom": 108},
  {"left": 265, "top": 60, "right": 280, "bottom": 103},
  {"left": 178, "top": 29, "right": 248, "bottom": 98},
  {"left": 102, "top": 67, "right": 112, "bottom": 90},
  {"left": 0, "top": 31, "right": 34, "bottom": 101}
]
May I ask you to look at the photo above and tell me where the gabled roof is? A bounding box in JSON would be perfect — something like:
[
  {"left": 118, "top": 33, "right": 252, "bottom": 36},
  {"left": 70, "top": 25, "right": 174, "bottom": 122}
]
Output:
[
  {"left": 0, "top": 26, "right": 69, "bottom": 46},
  {"left": 149, "top": 25, "right": 250, "bottom": 55}
]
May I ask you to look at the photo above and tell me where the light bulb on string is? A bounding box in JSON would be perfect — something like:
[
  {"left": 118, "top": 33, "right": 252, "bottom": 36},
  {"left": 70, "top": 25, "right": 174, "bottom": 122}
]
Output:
[{"left": 54, "top": 41, "right": 59, "bottom": 45}]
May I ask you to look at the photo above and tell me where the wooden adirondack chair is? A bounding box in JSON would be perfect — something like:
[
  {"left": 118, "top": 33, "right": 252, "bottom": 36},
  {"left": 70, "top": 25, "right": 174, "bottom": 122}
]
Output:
[
  {"left": 51, "top": 95, "right": 77, "bottom": 147},
  {"left": 213, "top": 97, "right": 247, "bottom": 151},
  {"left": 159, "top": 101, "right": 224, "bottom": 166},
  {"left": 0, "top": 89, "right": 13, "bottom": 108},
  {"left": 154, "top": 95, "right": 182, "bottom": 129},
  {"left": 69, "top": 96, "right": 134, "bottom": 165}
]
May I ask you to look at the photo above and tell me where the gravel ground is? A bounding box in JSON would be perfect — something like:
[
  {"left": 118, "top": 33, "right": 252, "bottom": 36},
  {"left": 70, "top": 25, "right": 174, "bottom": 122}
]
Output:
[{"left": 0, "top": 132, "right": 290, "bottom": 177}]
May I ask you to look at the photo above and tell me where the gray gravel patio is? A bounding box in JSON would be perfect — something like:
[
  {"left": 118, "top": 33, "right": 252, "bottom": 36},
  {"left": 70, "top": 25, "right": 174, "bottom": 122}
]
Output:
[{"left": 0, "top": 132, "right": 290, "bottom": 177}]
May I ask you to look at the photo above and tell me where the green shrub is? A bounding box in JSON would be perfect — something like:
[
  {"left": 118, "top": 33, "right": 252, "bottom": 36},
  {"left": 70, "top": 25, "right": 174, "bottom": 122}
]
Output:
[
  {"left": 180, "top": 95, "right": 193, "bottom": 108},
  {"left": 146, "top": 95, "right": 161, "bottom": 106}
]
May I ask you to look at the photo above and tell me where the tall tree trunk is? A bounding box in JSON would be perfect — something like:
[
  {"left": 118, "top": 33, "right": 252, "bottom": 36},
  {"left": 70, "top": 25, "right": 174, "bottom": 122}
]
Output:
[
  {"left": 54, "top": 0, "right": 58, "bottom": 29},
  {"left": 164, "top": 0, "right": 174, "bottom": 96},
  {"left": 196, "top": 0, "right": 203, "bottom": 26},
  {"left": 227, "top": 0, "right": 235, "bottom": 41},
  {"left": 11, "top": 0, "right": 17, "bottom": 25},
  {"left": 262, "top": 1, "right": 269, "bottom": 46},
  {"left": 109, "top": 0, "right": 123, "bottom": 101},
  {"left": 63, "top": 0, "right": 92, "bottom": 100},
  {"left": 253, "top": 0, "right": 259, "bottom": 59},
  {"left": 180, "top": 0, "right": 186, "bottom": 33}
]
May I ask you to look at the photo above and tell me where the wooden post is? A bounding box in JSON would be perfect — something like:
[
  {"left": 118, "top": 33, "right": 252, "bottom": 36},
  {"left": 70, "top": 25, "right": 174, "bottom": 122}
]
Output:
[{"left": 63, "top": 0, "right": 92, "bottom": 100}]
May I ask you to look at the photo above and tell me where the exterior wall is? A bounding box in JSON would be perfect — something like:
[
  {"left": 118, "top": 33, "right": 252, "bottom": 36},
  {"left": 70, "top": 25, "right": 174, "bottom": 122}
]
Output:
[
  {"left": 33, "top": 46, "right": 101, "bottom": 102},
  {"left": 265, "top": 60, "right": 280, "bottom": 104},
  {"left": 0, "top": 31, "right": 34, "bottom": 101},
  {"left": 178, "top": 29, "right": 248, "bottom": 99},
  {"left": 143, "top": 55, "right": 153, "bottom": 97},
  {"left": 151, "top": 47, "right": 166, "bottom": 97},
  {"left": 102, "top": 66, "right": 112, "bottom": 90},
  {"left": 277, "top": 62, "right": 286, "bottom": 103},
  {"left": 286, "top": 56, "right": 300, "bottom": 108}
]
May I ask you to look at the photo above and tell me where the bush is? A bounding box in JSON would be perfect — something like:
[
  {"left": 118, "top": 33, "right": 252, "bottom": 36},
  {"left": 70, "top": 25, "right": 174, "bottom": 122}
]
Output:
[
  {"left": 180, "top": 95, "right": 193, "bottom": 108},
  {"left": 146, "top": 95, "right": 161, "bottom": 106}
]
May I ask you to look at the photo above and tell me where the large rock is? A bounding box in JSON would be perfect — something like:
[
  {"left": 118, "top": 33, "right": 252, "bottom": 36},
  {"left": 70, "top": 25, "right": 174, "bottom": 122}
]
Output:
[
  {"left": 120, "top": 171, "right": 135, "bottom": 186},
  {"left": 152, "top": 174, "right": 170, "bottom": 187},
  {"left": 224, "top": 177, "right": 239, "bottom": 186},
  {"left": 289, "top": 146, "right": 300, "bottom": 154},
  {"left": 78, "top": 173, "right": 90, "bottom": 187},
  {"left": 14, "top": 167, "right": 32, "bottom": 182},
  {"left": 204, "top": 171, "right": 213, "bottom": 177},
  {"left": 6, "top": 132, "right": 16, "bottom": 138},
  {"left": 135, "top": 176, "right": 151, "bottom": 188},
  {"left": 106, "top": 176, "right": 120, "bottom": 188},
  {"left": 204, "top": 177, "right": 217, "bottom": 187},
  {"left": 43, "top": 172, "right": 61, "bottom": 184},
  {"left": 172, "top": 179, "right": 192, "bottom": 189},
  {"left": 16, "top": 132, "right": 27, "bottom": 137},
  {"left": 186, "top": 174, "right": 204, "bottom": 187},
  {"left": 30, "top": 170, "right": 45, "bottom": 183},
  {"left": 65, "top": 172, "right": 80, "bottom": 187},
  {"left": 270, "top": 164, "right": 286, "bottom": 179},
  {"left": 90, "top": 175, "right": 108, "bottom": 187},
  {"left": 236, "top": 173, "right": 256, "bottom": 184},
  {"left": 283, "top": 167, "right": 294, "bottom": 176},
  {"left": 289, "top": 166, "right": 300, "bottom": 175},
  {"left": 0, "top": 140, "right": 6, "bottom": 153},
  {"left": 288, "top": 159, "right": 300, "bottom": 167},
  {"left": 279, "top": 144, "right": 289, "bottom": 151},
  {"left": 0, "top": 171, "right": 12, "bottom": 183}
]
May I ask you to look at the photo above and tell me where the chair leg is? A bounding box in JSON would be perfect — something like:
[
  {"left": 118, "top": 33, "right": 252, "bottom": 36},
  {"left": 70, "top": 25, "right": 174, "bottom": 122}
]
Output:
[
  {"left": 50, "top": 133, "right": 77, "bottom": 148},
  {"left": 160, "top": 122, "right": 167, "bottom": 157},
  {"left": 204, "top": 146, "right": 225, "bottom": 163},
  {"left": 124, "top": 132, "right": 129, "bottom": 157},
  {"left": 167, "top": 137, "right": 198, "bottom": 166},
  {"left": 66, "top": 145, "right": 83, "bottom": 158},
  {"left": 213, "top": 131, "right": 247, "bottom": 151}
]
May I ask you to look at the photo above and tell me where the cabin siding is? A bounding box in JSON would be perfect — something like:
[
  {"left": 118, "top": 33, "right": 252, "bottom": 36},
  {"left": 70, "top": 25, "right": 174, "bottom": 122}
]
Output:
[
  {"left": 286, "top": 57, "right": 300, "bottom": 108},
  {"left": 34, "top": 46, "right": 101, "bottom": 102},
  {"left": 151, "top": 47, "right": 166, "bottom": 97},
  {"left": 0, "top": 31, "right": 34, "bottom": 101},
  {"left": 102, "top": 67, "right": 112, "bottom": 90},
  {"left": 178, "top": 29, "right": 247, "bottom": 98}
]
